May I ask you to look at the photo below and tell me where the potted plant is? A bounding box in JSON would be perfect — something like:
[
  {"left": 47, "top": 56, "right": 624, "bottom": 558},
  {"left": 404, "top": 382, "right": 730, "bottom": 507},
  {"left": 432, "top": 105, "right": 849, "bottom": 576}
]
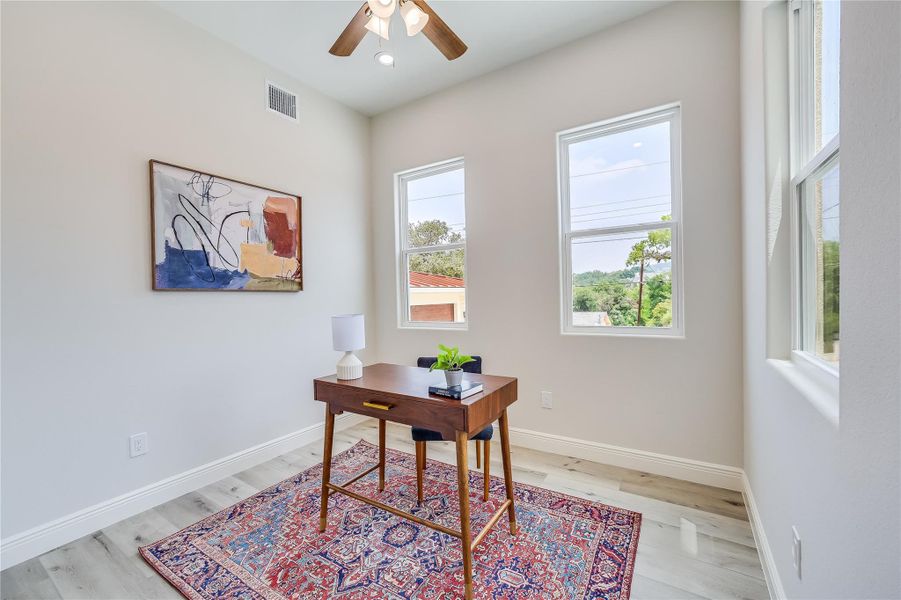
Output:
[{"left": 429, "top": 344, "right": 475, "bottom": 387}]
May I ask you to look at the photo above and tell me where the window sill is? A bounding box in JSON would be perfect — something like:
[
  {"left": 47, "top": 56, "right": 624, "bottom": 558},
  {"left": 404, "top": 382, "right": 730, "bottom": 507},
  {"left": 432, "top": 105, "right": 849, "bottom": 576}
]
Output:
[
  {"left": 766, "top": 355, "right": 839, "bottom": 427},
  {"left": 561, "top": 327, "right": 684, "bottom": 339},
  {"left": 398, "top": 323, "right": 468, "bottom": 332}
]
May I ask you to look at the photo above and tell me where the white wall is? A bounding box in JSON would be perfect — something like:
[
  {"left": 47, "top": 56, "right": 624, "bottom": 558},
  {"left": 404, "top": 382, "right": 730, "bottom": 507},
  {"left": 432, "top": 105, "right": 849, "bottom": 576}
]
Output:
[
  {"left": 370, "top": 2, "right": 744, "bottom": 468},
  {"left": 1, "top": 1, "right": 373, "bottom": 543},
  {"left": 740, "top": 1, "right": 901, "bottom": 598},
  {"left": 7, "top": 1, "right": 898, "bottom": 593}
]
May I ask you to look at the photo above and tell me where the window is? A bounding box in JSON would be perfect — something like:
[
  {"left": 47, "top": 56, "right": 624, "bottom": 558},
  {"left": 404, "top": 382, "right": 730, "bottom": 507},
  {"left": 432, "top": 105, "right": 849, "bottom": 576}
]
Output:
[
  {"left": 558, "top": 105, "right": 682, "bottom": 336},
  {"left": 396, "top": 158, "right": 467, "bottom": 329},
  {"left": 790, "top": 0, "right": 840, "bottom": 369}
]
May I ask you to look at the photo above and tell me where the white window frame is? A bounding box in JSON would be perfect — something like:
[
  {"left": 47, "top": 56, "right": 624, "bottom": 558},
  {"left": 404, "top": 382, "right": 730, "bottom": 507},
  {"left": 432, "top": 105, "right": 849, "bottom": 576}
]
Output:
[
  {"left": 788, "top": 0, "right": 840, "bottom": 379},
  {"left": 395, "top": 157, "right": 468, "bottom": 330},
  {"left": 557, "top": 103, "right": 684, "bottom": 337}
]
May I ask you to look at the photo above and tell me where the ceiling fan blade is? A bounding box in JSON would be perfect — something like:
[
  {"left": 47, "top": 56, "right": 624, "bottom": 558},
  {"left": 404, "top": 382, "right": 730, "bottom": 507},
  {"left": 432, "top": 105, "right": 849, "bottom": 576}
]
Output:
[
  {"left": 329, "top": 2, "right": 370, "bottom": 57},
  {"left": 412, "top": 0, "right": 467, "bottom": 60}
]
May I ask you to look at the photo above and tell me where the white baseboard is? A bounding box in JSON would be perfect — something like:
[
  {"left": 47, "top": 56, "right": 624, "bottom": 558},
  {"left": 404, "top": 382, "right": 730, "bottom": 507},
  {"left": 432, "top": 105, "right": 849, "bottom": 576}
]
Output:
[
  {"left": 507, "top": 426, "right": 744, "bottom": 491},
  {"left": 0, "top": 413, "right": 368, "bottom": 570},
  {"left": 742, "top": 473, "right": 784, "bottom": 600}
]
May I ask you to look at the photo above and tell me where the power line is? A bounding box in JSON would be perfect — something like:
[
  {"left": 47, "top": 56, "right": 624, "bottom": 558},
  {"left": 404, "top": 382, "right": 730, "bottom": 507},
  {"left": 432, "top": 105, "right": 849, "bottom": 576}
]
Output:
[
  {"left": 572, "top": 234, "right": 647, "bottom": 245},
  {"left": 570, "top": 160, "right": 668, "bottom": 179},
  {"left": 571, "top": 204, "right": 669, "bottom": 221},
  {"left": 572, "top": 202, "right": 669, "bottom": 217},
  {"left": 571, "top": 194, "right": 670, "bottom": 212},
  {"left": 407, "top": 191, "right": 464, "bottom": 202}
]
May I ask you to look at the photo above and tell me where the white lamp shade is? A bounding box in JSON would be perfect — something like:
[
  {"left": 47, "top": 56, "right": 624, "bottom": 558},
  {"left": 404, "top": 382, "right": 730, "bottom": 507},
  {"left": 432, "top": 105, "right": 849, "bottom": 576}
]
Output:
[
  {"left": 332, "top": 314, "right": 365, "bottom": 351},
  {"left": 367, "top": 0, "right": 396, "bottom": 19},
  {"left": 400, "top": 1, "right": 428, "bottom": 36},
  {"left": 364, "top": 14, "right": 391, "bottom": 40}
]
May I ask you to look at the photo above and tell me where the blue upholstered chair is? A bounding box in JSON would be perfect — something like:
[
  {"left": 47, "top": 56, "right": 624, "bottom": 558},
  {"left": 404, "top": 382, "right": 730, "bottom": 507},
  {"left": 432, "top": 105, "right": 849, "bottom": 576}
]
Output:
[{"left": 413, "top": 356, "right": 493, "bottom": 503}]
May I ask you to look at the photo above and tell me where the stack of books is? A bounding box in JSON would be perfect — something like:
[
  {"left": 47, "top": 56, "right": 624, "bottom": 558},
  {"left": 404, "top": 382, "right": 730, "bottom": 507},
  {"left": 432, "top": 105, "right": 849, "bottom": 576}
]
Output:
[{"left": 428, "top": 381, "right": 484, "bottom": 399}]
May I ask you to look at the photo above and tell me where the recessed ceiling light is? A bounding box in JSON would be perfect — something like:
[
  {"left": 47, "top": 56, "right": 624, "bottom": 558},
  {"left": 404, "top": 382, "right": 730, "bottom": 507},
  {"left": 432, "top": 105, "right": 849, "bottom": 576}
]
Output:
[
  {"left": 633, "top": 142, "right": 643, "bottom": 148},
  {"left": 375, "top": 51, "right": 395, "bottom": 67}
]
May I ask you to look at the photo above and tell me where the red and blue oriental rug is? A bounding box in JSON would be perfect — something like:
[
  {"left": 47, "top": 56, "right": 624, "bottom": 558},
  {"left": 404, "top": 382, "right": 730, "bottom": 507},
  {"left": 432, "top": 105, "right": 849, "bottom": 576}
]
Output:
[{"left": 141, "top": 440, "right": 641, "bottom": 599}]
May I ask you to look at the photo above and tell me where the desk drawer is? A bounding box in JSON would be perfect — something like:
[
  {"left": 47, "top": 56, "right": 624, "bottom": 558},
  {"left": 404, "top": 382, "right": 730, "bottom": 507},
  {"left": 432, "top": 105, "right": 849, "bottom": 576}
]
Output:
[{"left": 317, "top": 384, "right": 465, "bottom": 436}]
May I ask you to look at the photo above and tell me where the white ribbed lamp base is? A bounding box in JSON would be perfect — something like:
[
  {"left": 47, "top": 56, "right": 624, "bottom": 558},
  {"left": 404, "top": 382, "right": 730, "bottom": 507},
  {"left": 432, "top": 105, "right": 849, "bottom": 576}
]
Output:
[{"left": 336, "top": 351, "right": 363, "bottom": 380}]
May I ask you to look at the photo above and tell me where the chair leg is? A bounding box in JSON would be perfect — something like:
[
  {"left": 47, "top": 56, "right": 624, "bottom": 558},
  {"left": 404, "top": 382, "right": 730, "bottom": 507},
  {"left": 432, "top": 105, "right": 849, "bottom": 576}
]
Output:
[
  {"left": 476, "top": 440, "right": 482, "bottom": 469},
  {"left": 415, "top": 441, "right": 425, "bottom": 504},
  {"left": 422, "top": 442, "right": 427, "bottom": 471},
  {"left": 483, "top": 439, "right": 491, "bottom": 501}
]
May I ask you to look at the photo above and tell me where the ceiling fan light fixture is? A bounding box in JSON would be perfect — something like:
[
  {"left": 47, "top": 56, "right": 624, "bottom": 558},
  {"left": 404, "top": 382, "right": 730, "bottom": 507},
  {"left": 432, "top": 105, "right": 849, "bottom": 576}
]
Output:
[
  {"left": 367, "top": 0, "right": 396, "bottom": 19},
  {"left": 364, "top": 14, "right": 391, "bottom": 40},
  {"left": 374, "top": 50, "right": 395, "bottom": 67},
  {"left": 400, "top": 1, "right": 429, "bottom": 36},
  {"left": 329, "top": 0, "right": 467, "bottom": 61}
]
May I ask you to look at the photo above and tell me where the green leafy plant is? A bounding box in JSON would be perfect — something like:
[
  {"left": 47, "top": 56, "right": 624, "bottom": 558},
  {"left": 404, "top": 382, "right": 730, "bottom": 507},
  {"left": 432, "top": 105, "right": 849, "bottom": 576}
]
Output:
[{"left": 429, "top": 344, "right": 475, "bottom": 372}]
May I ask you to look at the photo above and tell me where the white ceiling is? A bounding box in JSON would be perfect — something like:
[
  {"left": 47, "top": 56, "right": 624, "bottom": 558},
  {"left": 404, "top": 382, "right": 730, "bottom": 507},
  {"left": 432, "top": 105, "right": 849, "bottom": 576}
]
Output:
[{"left": 158, "top": 1, "right": 667, "bottom": 116}]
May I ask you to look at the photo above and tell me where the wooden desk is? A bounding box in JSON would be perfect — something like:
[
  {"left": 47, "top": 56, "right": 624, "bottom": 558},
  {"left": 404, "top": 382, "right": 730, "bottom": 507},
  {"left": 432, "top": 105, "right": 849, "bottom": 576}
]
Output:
[{"left": 313, "top": 363, "right": 518, "bottom": 599}]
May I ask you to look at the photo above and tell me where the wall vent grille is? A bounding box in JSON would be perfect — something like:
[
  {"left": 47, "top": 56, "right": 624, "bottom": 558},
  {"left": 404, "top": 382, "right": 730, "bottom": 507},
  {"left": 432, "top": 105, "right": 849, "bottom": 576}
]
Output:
[{"left": 267, "top": 81, "right": 298, "bottom": 122}]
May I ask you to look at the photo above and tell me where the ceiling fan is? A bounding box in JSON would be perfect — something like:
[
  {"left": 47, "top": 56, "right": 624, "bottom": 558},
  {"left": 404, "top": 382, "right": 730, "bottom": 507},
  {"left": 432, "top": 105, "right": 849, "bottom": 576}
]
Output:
[{"left": 329, "top": 0, "right": 467, "bottom": 61}]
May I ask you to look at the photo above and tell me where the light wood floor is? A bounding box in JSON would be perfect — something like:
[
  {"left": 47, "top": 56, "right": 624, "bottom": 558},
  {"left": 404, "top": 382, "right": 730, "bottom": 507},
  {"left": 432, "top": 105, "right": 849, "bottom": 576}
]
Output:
[{"left": 1, "top": 420, "right": 768, "bottom": 600}]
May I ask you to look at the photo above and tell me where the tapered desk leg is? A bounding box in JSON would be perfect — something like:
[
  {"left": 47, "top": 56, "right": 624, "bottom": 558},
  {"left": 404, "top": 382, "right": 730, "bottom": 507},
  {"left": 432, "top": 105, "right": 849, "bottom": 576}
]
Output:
[
  {"left": 319, "top": 407, "right": 335, "bottom": 532},
  {"left": 498, "top": 410, "right": 518, "bottom": 535},
  {"left": 455, "top": 431, "right": 474, "bottom": 600},
  {"left": 378, "top": 419, "right": 386, "bottom": 492}
]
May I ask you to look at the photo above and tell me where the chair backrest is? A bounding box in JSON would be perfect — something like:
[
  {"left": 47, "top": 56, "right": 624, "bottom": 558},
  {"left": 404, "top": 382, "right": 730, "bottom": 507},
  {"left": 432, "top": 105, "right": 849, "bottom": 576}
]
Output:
[{"left": 417, "top": 355, "right": 482, "bottom": 374}]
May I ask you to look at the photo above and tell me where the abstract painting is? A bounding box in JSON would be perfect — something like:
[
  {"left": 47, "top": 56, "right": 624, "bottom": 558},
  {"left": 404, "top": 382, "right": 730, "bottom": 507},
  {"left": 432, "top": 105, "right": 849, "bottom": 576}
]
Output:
[{"left": 150, "top": 160, "right": 302, "bottom": 291}]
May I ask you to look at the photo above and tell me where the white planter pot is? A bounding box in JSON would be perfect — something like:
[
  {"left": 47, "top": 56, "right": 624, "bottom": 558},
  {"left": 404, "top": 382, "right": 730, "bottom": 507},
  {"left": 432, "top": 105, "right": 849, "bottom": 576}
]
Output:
[{"left": 445, "top": 369, "right": 463, "bottom": 387}]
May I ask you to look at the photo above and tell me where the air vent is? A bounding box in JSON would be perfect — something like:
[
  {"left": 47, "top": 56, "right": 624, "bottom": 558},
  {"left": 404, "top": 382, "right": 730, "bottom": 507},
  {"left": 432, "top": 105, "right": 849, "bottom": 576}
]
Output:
[{"left": 266, "top": 81, "right": 298, "bottom": 122}]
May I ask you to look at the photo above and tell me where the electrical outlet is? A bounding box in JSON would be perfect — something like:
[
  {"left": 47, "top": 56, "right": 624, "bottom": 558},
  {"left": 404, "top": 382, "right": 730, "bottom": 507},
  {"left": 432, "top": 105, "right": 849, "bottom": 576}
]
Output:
[
  {"left": 130, "top": 432, "right": 149, "bottom": 458},
  {"left": 540, "top": 391, "right": 553, "bottom": 409},
  {"left": 791, "top": 526, "right": 802, "bottom": 579}
]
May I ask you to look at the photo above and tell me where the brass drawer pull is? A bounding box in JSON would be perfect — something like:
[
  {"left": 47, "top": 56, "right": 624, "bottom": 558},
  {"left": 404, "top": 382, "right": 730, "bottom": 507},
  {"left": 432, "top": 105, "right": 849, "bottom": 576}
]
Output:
[{"left": 363, "top": 401, "right": 392, "bottom": 411}]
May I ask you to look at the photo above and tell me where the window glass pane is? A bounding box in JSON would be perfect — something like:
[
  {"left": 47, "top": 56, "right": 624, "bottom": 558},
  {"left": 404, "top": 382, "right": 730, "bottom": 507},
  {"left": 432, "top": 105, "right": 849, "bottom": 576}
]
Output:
[
  {"left": 571, "top": 227, "right": 672, "bottom": 328},
  {"left": 814, "top": 0, "right": 840, "bottom": 150},
  {"left": 407, "top": 249, "right": 466, "bottom": 323},
  {"left": 406, "top": 167, "right": 465, "bottom": 245},
  {"left": 800, "top": 158, "right": 839, "bottom": 363},
  {"left": 568, "top": 121, "right": 671, "bottom": 231}
]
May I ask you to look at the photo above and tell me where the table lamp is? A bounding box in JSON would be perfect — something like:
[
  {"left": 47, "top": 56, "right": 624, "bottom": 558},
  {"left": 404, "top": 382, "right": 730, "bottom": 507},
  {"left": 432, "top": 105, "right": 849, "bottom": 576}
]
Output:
[{"left": 332, "top": 314, "right": 365, "bottom": 380}]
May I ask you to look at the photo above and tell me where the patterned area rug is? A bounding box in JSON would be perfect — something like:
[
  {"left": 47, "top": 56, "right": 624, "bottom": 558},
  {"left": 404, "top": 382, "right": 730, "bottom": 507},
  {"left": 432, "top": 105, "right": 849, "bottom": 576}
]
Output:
[{"left": 141, "top": 440, "right": 641, "bottom": 599}]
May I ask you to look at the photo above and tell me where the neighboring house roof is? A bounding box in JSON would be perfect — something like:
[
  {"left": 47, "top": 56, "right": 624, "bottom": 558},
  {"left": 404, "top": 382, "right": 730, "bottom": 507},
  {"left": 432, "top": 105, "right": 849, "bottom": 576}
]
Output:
[
  {"left": 409, "top": 271, "right": 465, "bottom": 288},
  {"left": 572, "top": 311, "right": 612, "bottom": 327}
]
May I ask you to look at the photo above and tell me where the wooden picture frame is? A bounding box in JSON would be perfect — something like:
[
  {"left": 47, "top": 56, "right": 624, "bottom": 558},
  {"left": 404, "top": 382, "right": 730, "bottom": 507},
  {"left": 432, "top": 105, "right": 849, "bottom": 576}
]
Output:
[{"left": 149, "top": 160, "right": 302, "bottom": 292}]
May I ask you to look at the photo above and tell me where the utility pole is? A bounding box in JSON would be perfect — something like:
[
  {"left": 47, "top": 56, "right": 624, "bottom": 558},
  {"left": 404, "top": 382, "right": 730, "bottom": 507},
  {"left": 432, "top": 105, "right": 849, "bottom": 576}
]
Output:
[{"left": 636, "top": 258, "right": 645, "bottom": 326}]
